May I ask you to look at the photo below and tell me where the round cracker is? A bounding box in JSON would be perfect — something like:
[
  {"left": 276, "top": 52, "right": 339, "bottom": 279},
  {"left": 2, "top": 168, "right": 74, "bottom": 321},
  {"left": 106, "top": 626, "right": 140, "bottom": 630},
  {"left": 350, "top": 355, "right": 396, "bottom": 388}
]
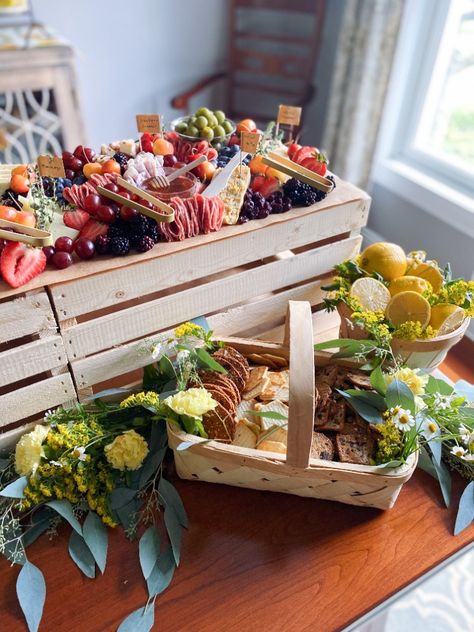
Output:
[
  {"left": 197, "top": 370, "right": 241, "bottom": 405},
  {"left": 200, "top": 383, "right": 236, "bottom": 416},
  {"left": 203, "top": 403, "right": 236, "bottom": 442}
]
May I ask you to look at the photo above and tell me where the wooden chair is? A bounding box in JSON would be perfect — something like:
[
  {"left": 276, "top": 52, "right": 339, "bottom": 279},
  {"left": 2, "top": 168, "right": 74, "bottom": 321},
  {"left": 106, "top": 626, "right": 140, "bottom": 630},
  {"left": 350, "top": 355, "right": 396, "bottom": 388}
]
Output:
[{"left": 171, "top": 0, "right": 325, "bottom": 125}]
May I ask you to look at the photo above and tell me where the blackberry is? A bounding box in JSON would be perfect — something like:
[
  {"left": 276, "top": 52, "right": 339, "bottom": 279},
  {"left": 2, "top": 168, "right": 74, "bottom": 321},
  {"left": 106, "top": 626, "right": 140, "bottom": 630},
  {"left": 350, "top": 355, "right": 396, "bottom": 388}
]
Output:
[
  {"left": 107, "top": 221, "right": 127, "bottom": 239},
  {"left": 113, "top": 152, "right": 129, "bottom": 173},
  {"left": 136, "top": 235, "right": 155, "bottom": 252},
  {"left": 95, "top": 234, "right": 111, "bottom": 254},
  {"left": 130, "top": 213, "right": 148, "bottom": 236},
  {"left": 110, "top": 236, "right": 130, "bottom": 256},
  {"left": 128, "top": 231, "right": 145, "bottom": 247},
  {"left": 282, "top": 178, "right": 326, "bottom": 207},
  {"left": 145, "top": 219, "right": 160, "bottom": 243},
  {"left": 327, "top": 174, "right": 336, "bottom": 189},
  {"left": 1, "top": 188, "right": 21, "bottom": 208}
]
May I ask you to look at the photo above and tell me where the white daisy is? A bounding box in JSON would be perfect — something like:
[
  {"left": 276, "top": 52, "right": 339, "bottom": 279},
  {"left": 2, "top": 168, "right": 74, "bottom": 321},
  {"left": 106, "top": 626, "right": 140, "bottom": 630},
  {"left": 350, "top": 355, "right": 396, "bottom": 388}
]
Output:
[
  {"left": 50, "top": 460, "right": 63, "bottom": 467},
  {"left": 44, "top": 409, "right": 54, "bottom": 419},
  {"left": 421, "top": 418, "right": 440, "bottom": 440},
  {"left": 450, "top": 445, "right": 467, "bottom": 458},
  {"left": 389, "top": 407, "right": 415, "bottom": 431},
  {"left": 459, "top": 424, "right": 474, "bottom": 446},
  {"left": 72, "top": 446, "right": 87, "bottom": 461},
  {"left": 432, "top": 393, "right": 453, "bottom": 410},
  {"left": 462, "top": 453, "right": 474, "bottom": 462}
]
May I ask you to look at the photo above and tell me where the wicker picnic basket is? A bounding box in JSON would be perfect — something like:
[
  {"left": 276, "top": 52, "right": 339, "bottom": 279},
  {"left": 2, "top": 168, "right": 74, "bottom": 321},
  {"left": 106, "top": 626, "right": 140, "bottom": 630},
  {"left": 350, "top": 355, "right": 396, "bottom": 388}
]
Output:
[
  {"left": 167, "top": 301, "right": 417, "bottom": 510},
  {"left": 337, "top": 302, "right": 470, "bottom": 370}
]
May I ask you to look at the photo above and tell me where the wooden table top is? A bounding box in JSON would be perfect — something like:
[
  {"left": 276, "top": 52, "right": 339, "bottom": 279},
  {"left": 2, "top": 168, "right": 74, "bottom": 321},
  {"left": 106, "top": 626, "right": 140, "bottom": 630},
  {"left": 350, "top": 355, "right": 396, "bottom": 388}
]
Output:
[{"left": 0, "top": 465, "right": 472, "bottom": 632}]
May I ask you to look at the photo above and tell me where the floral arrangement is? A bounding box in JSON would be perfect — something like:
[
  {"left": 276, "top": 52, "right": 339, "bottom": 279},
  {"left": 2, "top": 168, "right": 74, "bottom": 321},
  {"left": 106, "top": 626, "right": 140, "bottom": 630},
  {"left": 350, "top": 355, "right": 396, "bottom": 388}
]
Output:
[{"left": 323, "top": 243, "right": 473, "bottom": 346}]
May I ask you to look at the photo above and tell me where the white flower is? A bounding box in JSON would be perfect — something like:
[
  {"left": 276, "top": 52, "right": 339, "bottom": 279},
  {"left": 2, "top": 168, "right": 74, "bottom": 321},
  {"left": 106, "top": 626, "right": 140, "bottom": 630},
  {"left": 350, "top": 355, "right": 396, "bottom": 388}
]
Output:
[
  {"left": 421, "top": 418, "right": 440, "bottom": 440},
  {"left": 462, "top": 453, "right": 474, "bottom": 462},
  {"left": 415, "top": 396, "right": 427, "bottom": 413},
  {"left": 450, "top": 445, "right": 467, "bottom": 458},
  {"left": 44, "top": 409, "right": 54, "bottom": 419},
  {"left": 459, "top": 424, "right": 474, "bottom": 446},
  {"left": 50, "top": 460, "right": 63, "bottom": 467},
  {"left": 389, "top": 406, "right": 416, "bottom": 431},
  {"left": 432, "top": 393, "right": 453, "bottom": 410},
  {"left": 72, "top": 446, "right": 87, "bottom": 461},
  {"left": 176, "top": 349, "right": 190, "bottom": 363}
]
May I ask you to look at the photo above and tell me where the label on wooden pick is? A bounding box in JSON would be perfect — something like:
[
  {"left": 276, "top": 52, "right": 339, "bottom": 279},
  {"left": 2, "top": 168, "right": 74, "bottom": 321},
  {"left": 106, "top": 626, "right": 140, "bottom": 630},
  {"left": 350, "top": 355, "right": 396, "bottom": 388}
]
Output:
[
  {"left": 277, "top": 105, "right": 302, "bottom": 126},
  {"left": 37, "top": 155, "right": 66, "bottom": 178},
  {"left": 240, "top": 131, "right": 261, "bottom": 154},
  {"left": 136, "top": 114, "right": 161, "bottom": 134},
  {"left": 0, "top": 128, "right": 8, "bottom": 151}
]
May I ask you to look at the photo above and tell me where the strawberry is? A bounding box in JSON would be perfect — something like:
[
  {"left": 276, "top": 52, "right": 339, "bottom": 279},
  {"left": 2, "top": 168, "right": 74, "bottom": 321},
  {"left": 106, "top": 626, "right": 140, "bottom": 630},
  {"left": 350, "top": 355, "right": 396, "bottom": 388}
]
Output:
[
  {"left": 300, "top": 155, "right": 328, "bottom": 176},
  {"left": 63, "top": 209, "right": 90, "bottom": 230},
  {"left": 79, "top": 219, "right": 108, "bottom": 241},
  {"left": 294, "top": 146, "right": 316, "bottom": 164},
  {"left": 251, "top": 175, "right": 266, "bottom": 193},
  {"left": 288, "top": 143, "right": 301, "bottom": 160},
  {"left": 0, "top": 242, "right": 46, "bottom": 288},
  {"left": 258, "top": 177, "right": 280, "bottom": 198},
  {"left": 141, "top": 139, "right": 154, "bottom": 153}
]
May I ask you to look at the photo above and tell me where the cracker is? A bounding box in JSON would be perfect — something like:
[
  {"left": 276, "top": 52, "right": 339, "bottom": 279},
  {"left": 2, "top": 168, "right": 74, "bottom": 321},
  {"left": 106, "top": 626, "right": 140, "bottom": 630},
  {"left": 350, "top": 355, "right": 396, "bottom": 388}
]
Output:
[
  {"left": 314, "top": 403, "right": 330, "bottom": 429},
  {"left": 232, "top": 420, "right": 257, "bottom": 449},
  {"left": 243, "top": 377, "right": 271, "bottom": 401},
  {"left": 212, "top": 353, "right": 248, "bottom": 391},
  {"left": 259, "top": 370, "right": 290, "bottom": 402},
  {"left": 254, "top": 400, "right": 289, "bottom": 430},
  {"left": 200, "top": 383, "right": 236, "bottom": 417},
  {"left": 346, "top": 370, "right": 372, "bottom": 389},
  {"left": 244, "top": 366, "right": 269, "bottom": 392},
  {"left": 203, "top": 403, "right": 237, "bottom": 442},
  {"left": 259, "top": 426, "right": 288, "bottom": 446},
  {"left": 315, "top": 399, "right": 345, "bottom": 432},
  {"left": 257, "top": 440, "right": 286, "bottom": 455},
  {"left": 241, "top": 418, "right": 261, "bottom": 435},
  {"left": 310, "top": 432, "right": 335, "bottom": 461},
  {"left": 336, "top": 433, "right": 374, "bottom": 465},
  {"left": 197, "top": 370, "right": 241, "bottom": 406}
]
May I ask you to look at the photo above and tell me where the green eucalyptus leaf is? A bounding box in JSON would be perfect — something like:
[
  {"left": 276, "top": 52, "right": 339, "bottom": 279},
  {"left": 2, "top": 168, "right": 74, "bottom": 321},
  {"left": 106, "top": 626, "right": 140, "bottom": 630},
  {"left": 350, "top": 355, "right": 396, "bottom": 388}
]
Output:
[
  {"left": 16, "top": 561, "right": 46, "bottom": 632},
  {"left": 460, "top": 407, "right": 474, "bottom": 419},
  {"left": 247, "top": 410, "right": 288, "bottom": 420},
  {"left": 176, "top": 439, "right": 212, "bottom": 451},
  {"left": 337, "top": 391, "right": 383, "bottom": 424},
  {"left": 138, "top": 447, "right": 167, "bottom": 489},
  {"left": 314, "top": 338, "right": 373, "bottom": 351},
  {"left": 370, "top": 366, "right": 387, "bottom": 396},
  {"left": 83, "top": 511, "right": 108, "bottom": 574},
  {"left": 372, "top": 460, "right": 403, "bottom": 469},
  {"left": 159, "top": 354, "right": 176, "bottom": 379},
  {"left": 195, "top": 347, "right": 227, "bottom": 373},
  {"left": 117, "top": 605, "right": 154, "bottom": 632},
  {"left": 0, "top": 475, "right": 27, "bottom": 498},
  {"left": 147, "top": 547, "right": 175, "bottom": 597},
  {"left": 109, "top": 488, "right": 137, "bottom": 510},
  {"left": 454, "top": 481, "right": 474, "bottom": 536},
  {"left": 159, "top": 478, "right": 188, "bottom": 528},
  {"left": 139, "top": 526, "right": 160, "bottom": 581},
  {"left": 46, "top": 500, "right": 82, "bottom": 534},
  {"left": 164, "top": 505, "right": 182, "bottom": 566},
  {"left": 68, "top": 531, "right": 95, "bottom": 579},
  {"left": 386, "top": 380, "right": 415, "bottom": 414},
  {"left": 341, "top": 389, "right": 386, "bottom": 411},
  {"left": 417, "top": 445, "right": 438, "bottom": 479},
  {"left": 142, "top": 364, "right": 161, "bottom": 390},
  {"left": 85, "top": 387, "right": 133, "bottom": 401},
  {"left": 432, "top": 457, "right": 452, "bottom": 508}
]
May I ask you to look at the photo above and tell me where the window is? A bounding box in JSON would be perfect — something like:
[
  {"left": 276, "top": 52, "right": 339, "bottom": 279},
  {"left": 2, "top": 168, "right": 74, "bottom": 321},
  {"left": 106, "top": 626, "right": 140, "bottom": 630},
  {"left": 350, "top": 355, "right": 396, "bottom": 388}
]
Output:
[{"left": 372, "top": 0, "right": 474, "bottom": 235}]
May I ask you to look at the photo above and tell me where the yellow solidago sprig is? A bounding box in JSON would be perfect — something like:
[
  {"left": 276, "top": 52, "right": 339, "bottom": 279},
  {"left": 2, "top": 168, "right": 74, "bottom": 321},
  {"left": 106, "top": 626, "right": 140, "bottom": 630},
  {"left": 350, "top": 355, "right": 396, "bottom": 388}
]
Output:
[
  {"left": 374, "top": 419, "right": 404, "bottom": 464},
  {"left": 393, "top": 320, "right": 438, "bottom": 341},
  {"left": 120, "top": 391, "right": 162, "bottom": 412},
  {"left": 430, "top": 279, "right": 474, "bottom": 317},
  {"left": 351, "top": 310, "right": 392, "bottom": 347}
]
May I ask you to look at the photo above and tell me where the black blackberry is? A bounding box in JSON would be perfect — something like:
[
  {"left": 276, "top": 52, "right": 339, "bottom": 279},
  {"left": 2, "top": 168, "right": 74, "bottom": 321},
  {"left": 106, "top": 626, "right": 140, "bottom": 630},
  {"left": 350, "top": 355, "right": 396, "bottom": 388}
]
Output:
[
  {"left": 95, "top": 234, "right": 111, "bottom": 254},
  {"left": 136, "top": 235, "right": 155, "bottom": 252},
  {"left": 110, "top": 236, "right": 130, "bottom": 256},
  {"left": 327, "top": 174, "right": 336, "bottom": 189},
  {"left": 145, "top": 218, "right": 160, "bottom": 243},
  {"left": 1, "top": 188, "right": 21, "bottom": 208},
  {"left": 130, "top": 213, "right": 148, "bottom": 236},
  {"left": 107, "top": 221, "right": 127, "bottom": 239},
  {"left": 128, "top": 230, "right": 145, "bottom": 247},
  {"left": 282, "top": 178, "right": 326, "bottom": 206},
  {"left": 113, "top": 152, "right": 129, "bottom": 173}
]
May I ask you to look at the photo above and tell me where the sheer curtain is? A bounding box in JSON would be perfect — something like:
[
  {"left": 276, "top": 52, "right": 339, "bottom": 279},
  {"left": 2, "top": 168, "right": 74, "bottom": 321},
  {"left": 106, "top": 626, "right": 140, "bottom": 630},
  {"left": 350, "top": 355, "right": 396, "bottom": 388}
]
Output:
[{"left": 322, "top": 0, "right": 405, "bottom": 189}]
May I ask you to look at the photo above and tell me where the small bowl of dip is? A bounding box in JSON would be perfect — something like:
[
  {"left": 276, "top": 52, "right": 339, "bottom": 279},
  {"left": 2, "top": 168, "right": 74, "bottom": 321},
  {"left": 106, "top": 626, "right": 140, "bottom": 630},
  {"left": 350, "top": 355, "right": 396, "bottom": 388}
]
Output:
[{"left": 143, "top": 167, "right": 199, "bottom": 202}]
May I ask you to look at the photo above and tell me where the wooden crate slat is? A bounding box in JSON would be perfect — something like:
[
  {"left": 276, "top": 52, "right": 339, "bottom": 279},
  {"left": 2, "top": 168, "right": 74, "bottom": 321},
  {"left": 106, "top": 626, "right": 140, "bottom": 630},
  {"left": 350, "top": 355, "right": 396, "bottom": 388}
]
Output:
[
  {"left": 50, "top": 198, "right": 369, "bottom": 319},
  {"left": 0, "top": 374, "right": 76, "bottom": 426},
  {"left": 255, "top": 310, "right": 341, "bottom": 343},
  {"left": 0, "top": 291, "right": 56, "bottom": 343},
  {"left": 63, "top": 235, "right": 361, "bottom": 360},
  {"left": 70, "top": 274, "right": 332, "bottom": 390},
  {"left": 0, "top": 335, "right": 67, "bottom": 387}
]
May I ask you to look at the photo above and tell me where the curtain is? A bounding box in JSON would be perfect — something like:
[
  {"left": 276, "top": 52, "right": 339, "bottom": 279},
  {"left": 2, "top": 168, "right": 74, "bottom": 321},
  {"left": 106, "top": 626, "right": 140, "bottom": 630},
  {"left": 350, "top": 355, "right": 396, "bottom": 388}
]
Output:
[{"left": 322, "top": 0, "right": 405, "bottom": 190}]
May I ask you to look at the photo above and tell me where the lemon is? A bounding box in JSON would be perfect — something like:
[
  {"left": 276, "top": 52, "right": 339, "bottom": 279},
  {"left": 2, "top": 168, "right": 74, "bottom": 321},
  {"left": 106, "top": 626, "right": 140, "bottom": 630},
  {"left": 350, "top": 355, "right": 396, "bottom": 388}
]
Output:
[
  {"left": 429, "top": 304, "right": 465, "bottom": 335},
  {"left": 359, "top": 242, "right": 407, "bottom": 281},
  {"left": 389, "top": 275, "right": 431, "bottom": 297},
  {"left": 406, "top": 259, "right": 443, "bottom": 293},
  {"left": 349, "top": 277, "right": 391, "bottom": 311},
  {"left": 407, "top": 250, "right": 427, "bottom": 263},
  {"left": 385, "top": 291, "right": 431, "bottom": 328}
]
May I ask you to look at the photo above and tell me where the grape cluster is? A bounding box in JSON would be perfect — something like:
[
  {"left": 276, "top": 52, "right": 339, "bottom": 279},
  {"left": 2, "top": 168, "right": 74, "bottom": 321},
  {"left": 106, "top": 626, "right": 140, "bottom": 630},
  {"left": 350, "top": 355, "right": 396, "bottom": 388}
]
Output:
[
  {"left": 217, "top": 144, "right": 251, "bottom": 168},
  {"left": 42, "top": 177, "right": 73, "bottom": 206},
  {"left": 282, "top": 178, "right": 327, "bottom": 206},
  {"left": 238, "top": 189, "right": 272, "bottom": 223},
  {"left": 266, "top": 191, "right": 292, "bottom": 214}
]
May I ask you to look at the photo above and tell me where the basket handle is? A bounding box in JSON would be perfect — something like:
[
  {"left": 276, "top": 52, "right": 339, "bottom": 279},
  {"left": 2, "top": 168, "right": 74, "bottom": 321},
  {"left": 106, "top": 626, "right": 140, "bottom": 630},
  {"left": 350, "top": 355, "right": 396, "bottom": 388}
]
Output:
[
  {"left": 285, "top": 301, "right": 315, "bottom": 468},
  {"left": 0, "top": 218, "right": 53, "bottom": 247}
]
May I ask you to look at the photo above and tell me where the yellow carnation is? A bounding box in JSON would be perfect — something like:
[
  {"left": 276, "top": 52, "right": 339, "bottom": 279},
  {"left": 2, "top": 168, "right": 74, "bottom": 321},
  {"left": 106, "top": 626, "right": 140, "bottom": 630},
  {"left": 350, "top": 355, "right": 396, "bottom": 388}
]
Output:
[
  {"left": 15, "top": 425, "right": 49, "bottom": 476},
  {"left": 164, "top": 388, "right": 217, "bottom": 418},
  {"left": 384, "top": 367, "right": 428, "bottom": 396},
  {"left": 104, "top": 430, "right": 149, "bottom": 471}
]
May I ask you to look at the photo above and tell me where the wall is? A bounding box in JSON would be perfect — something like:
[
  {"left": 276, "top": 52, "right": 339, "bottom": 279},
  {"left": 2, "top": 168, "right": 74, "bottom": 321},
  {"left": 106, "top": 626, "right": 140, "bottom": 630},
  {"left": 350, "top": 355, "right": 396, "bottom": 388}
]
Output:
[{"left": 33, "top": 0, "right": 228, "bottom": 148}]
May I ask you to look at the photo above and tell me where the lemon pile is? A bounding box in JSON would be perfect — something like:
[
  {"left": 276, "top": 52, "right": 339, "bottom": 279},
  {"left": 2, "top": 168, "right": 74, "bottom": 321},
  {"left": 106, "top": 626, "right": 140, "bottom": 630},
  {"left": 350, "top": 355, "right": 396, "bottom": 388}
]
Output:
[{"left": 349, "top": 242, "right": 465, "bottom": 336}]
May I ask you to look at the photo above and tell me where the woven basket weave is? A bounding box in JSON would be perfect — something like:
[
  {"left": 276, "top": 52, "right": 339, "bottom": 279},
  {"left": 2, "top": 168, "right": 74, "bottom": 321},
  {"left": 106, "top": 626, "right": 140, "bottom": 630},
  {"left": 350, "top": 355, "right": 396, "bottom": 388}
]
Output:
[{"left": 167, "top": 301, "right": 417, "bottom": 510}]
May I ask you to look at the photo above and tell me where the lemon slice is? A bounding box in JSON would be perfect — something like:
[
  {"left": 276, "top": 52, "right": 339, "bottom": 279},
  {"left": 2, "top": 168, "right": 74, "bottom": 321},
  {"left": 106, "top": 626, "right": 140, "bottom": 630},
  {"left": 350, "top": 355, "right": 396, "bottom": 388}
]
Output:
[
  {"left": 389, "top": 275, "right": 431, "bottom": 296},
  {"left": 385, "top": 291, "right": 431, "bottom": 328},
  {"left": 349, "top": 277, "right": 391, "bottom": 311},
  {"left": 429, "top": 304, "right": 465, "bottom": 335},
  {"left": 406, "top": 260, "right": 443, "bottom": 293}
]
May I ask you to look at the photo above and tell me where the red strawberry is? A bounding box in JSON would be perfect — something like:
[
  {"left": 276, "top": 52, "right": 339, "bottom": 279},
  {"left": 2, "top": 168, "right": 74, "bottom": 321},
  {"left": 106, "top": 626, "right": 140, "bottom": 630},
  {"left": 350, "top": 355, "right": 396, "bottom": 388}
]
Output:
[
  {"left": 300, "top": 155, "right": 328, "bottom": 176},
  {"left": 288, "top": 143, "right": 301, "bottom": 160},
  {"left": 63, "top": 209, "right": 90, "bottom": 230},
  {"left": 258, "top": 177, "right": 280, "bottom": 198},
  {"left": 251, "top": 175, "right": 266, "bottom": 193},
  {"left": 79, "top": 219, "right": 108, "bottom": 241},
  {"left": 0, "top": 242, "right": 46, "bottom": 288},
  {"left": 294, "top": 146, "right": 316, "bottom": 164},
  {"left": 141, "top": 139, "right": 154, "bottom": 153}
]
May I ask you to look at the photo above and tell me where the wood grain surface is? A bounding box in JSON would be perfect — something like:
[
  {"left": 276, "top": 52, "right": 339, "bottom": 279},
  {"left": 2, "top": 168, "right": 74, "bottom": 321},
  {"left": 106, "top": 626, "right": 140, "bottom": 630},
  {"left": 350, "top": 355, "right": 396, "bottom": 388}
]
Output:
[{"left": 0, "top": 465, "right": 472, "bottom": 632}]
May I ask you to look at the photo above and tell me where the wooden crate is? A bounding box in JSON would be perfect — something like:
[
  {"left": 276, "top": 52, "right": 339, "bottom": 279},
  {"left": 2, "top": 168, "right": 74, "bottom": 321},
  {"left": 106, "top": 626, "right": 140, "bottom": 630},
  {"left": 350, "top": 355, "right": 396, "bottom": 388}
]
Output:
[
  {"left": 0, "top": 289, "right": 76, "bottom": 446},
  {"left": 0, "top": 179, "right": 370, "bottom": 439}
]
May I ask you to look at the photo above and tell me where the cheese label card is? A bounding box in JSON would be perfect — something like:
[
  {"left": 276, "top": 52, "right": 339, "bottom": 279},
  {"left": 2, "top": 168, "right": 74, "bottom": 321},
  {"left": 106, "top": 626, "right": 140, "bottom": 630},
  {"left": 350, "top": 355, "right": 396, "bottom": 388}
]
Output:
[
  {"left": 37, "top": 155, "right": 66, "bottom": 178},
  {"left": 0, "top": 128, "right": 8, "bottom": 151},
  {"left": 240, "top": 131, "right": 261, "bottom": 154},
  {"left": 277, "top": 105, "right": 302, "bottom": 126},
  {"left": 136, "top": 114, "right": 161, "bottom": 134}
]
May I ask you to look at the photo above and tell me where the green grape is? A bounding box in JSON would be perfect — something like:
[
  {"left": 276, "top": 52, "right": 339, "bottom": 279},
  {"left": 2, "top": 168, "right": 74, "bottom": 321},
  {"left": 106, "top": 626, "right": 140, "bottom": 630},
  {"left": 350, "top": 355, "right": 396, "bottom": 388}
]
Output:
[
  {"left": 201, "top": 126, "right": 214, "bottom": 141},
  {"left": 214, "top": 125, "right": 225, "bottom": 138},
  {"left": 195, "top": 107, "right": 211, "bottom": 117},
  {"left": 186, "top": 125, "right": 199, "bottom": 137},
  {"left": 206, "top": 113, "right": 218, "bottom": 128},
  {"left": 214, "top": 110, "right": 226, "bottom": 124},
  {"left": 175, "top": 121, "right": 188, "bottom": 133},
  {"left": 195, "top": 116, "right": 208, "bottom": 130},
  {"left": 222, "top": 120, "right": 234, "bottom": 134}
]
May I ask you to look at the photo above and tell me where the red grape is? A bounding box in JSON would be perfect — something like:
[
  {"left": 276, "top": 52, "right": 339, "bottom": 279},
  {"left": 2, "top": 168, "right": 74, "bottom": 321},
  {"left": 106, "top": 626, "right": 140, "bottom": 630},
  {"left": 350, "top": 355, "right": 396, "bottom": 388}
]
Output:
[
  {"left": 120, "top": 205, "right": 137, "bottom": 221},
  {"left": 96, "top": 205, "right": 115, "bottom": 223},
  {"left": 65, "top": 169, "right": 75, "bottom": 180},
  {"left": 55, "top": 236, "right": 74, "bottom": 253},
  {"left": 52, "top": 251, "right": 73, "bottom": 269},
  {"left": 74, "top": 237, "right": 95, "bottom": 260},
  {"left": 74, "top": 145, "right": 95, "bottom": 162},
  {"left": 42, "top": 246, "right": 56, "bottom": 261},
  {"left": 163, "top": 154, "right": 177, "bottom": 167},
  {"left": 68, "top": 157, "right": 83, "bottom": 172},
  {"left": 84, "top": 193, "right": 101, "bottom": 214},
  {"left": 138, "top": 199, "right": 153, "bottom": 210},
  {"left": 117, "top": 191, "right": 131, "bottom": 200},
  {"left": 174, "top": 162, "right": 186, "bottom": 169},
  {"left": 104, "top": 182, "right": 119, "bottom": 194}
]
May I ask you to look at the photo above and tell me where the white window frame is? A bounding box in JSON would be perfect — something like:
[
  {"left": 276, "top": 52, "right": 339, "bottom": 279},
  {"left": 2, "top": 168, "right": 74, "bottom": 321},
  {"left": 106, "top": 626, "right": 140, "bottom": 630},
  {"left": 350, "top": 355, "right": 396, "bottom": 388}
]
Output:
[{"left": 371, "top": 0, "right": 474, "bottom": 239}]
